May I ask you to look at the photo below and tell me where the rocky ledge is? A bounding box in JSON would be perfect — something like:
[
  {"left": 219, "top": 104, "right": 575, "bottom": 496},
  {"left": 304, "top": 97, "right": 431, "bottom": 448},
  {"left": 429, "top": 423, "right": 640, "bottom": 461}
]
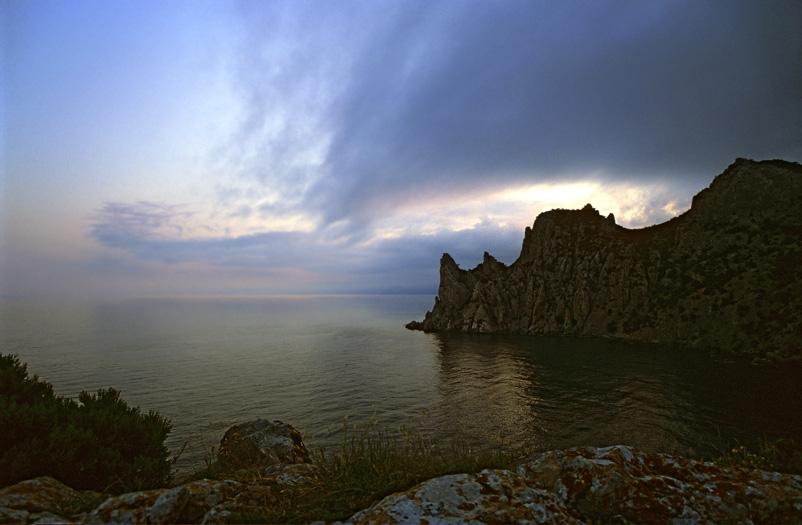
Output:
[
  {"left": 2, "top": 419, "right": 801, "bottom": 524},
  {"left": 407, "top": 158, "right": 802, "bottom": 361}
]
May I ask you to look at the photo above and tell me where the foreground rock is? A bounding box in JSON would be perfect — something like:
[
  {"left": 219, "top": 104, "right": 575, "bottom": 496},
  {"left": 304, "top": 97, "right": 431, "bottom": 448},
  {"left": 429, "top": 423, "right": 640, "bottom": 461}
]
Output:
[
  {"left": 0, "top": 476, "right": 104, "bottom": 524},
  {"left": 351, "top": 445, "right": 802, "bottom": 524},
  {"left": 0, "top": 476, "right": 289, "bottom": 524},
  {"left": 2, "top": 420, "right": 800, "bottom": 524},
  {"left": 349, "top": 469, "right": 584, "bottom": 524},
  {"left": 407, "top": 158, "right": 802, "bottom": 361},
  {"left": 83, "top": 479, "right": 278, "bottom": 524},
  {"left": 0, "top": 419, "right": 311, "bottom": 524},
  {"left": 516, "top": 445, "right": 802, "bottom": 523},
  {"left": 217, "top": 419, "right": 311, "bottom": 468}
]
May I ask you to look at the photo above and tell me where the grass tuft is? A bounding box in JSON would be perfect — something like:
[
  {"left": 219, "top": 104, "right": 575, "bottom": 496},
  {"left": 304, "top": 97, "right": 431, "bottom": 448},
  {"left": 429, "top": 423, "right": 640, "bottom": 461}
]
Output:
[{"left": 712, "top": 437, "right": 802, "bottom": 475}]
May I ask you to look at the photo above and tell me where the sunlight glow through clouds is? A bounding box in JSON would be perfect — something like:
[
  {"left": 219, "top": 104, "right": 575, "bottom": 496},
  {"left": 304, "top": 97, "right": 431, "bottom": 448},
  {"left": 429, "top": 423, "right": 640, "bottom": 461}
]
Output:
[
  {"left": 367, "top": 180, "right": 691, "bottom": 244},
  {"left": 497, "top": 181, "right": 599, "bottom": 204}
]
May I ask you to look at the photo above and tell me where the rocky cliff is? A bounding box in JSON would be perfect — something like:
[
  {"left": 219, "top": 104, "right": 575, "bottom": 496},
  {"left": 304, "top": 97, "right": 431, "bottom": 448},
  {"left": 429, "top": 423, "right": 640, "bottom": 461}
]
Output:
[{"left": 407, "top": 158, "right": 802, "bottom": 360}]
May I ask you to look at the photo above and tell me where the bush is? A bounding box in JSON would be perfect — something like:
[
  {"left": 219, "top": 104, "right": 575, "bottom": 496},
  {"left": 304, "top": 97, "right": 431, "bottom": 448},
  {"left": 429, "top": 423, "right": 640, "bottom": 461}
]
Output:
[{"left": 0, "top": 354, "right": 172, "bottom": 493}]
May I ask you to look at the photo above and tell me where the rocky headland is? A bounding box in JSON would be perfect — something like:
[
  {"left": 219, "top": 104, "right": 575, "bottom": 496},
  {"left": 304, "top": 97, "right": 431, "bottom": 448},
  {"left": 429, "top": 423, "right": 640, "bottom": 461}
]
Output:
[
  {"left": 2, "top": 419, "right": 801, "bottom": 524},
  {"left": 407, "top": 158, "right": 802, "bottom": 361}
]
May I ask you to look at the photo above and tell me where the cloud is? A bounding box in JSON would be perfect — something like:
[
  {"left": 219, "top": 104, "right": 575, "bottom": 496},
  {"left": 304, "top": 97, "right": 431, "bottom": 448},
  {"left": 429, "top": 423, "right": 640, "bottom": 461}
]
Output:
[
  {"left": 87, "top": 175, "right": 693, "bottom": 294},
  {"left": 89, "top": 201, "right": 368, "bottom": 273},
  {"left": 69, "top": 1, "right": 802, "bottom": 296},
  {"left": 219, "top": 0, "right": 801, "bottom": 234},
  {"left": 90, "top": 202, "right": 195, "bottom": 246},
  {"left": 205, "top": 1, "right": 801, "bottom": 240},
  {"left": 87, "top": 197, "right": 515, "bottom": 280},
  {"left": 211, "top": 2, "right": 387, "bottom": 226}
]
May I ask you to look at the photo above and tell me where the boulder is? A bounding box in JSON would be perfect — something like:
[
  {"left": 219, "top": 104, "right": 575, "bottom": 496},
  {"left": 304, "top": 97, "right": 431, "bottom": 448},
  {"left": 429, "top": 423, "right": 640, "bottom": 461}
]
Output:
[
  {"left": 0, "top": 476, "right": 103, "bottom": 524},
  {"left": 515, "top": 445, "right": 802, "bottom": 523},
  {"left": 348, "top": 469, "right": 583, "bottom": 524},
  {"left": 217, "top": 419, "right": 311, "bottom": 469},
  {"left": 83, "top": 479, "right": 274, "bottom": 525},
  {"left": 352, "top": 445, "right": 802, "bottom": 524}
]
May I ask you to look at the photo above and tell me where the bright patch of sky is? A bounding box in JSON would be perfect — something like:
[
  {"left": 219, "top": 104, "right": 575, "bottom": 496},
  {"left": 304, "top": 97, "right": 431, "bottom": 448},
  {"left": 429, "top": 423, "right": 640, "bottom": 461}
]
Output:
[{"left": 2, "top": 0, "right": 800, "bottom": 297}]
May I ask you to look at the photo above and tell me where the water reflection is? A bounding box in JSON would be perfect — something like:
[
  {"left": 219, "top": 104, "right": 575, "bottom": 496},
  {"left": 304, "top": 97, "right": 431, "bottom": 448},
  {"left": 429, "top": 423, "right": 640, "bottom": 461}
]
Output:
[
  {"left": 431, "top": 333, "right": 710, "bottom": 457},
  {"left": 432, "top": 333, "right": 545, "bottom": 452}
]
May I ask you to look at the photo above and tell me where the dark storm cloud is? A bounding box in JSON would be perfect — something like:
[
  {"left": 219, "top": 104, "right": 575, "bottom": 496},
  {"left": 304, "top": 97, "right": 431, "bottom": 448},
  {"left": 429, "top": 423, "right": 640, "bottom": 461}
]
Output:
[{"left": 312, "top": 0, "right": 801, "bottom": 227}]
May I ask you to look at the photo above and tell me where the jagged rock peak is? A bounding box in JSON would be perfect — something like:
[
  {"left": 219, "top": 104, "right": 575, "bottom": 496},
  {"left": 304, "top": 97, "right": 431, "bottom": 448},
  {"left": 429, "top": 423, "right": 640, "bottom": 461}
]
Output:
[
  {"left": 440, "top": 252, "right": 458, "bottom": 267},
  {"left": 527, "top": 202, "right": 615, "bottom": 233}
]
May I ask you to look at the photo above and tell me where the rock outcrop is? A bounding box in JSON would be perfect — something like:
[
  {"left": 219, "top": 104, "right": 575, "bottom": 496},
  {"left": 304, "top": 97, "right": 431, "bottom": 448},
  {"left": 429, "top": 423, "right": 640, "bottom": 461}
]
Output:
[
  {"left": 353, "top": 445, "right": 802, "bottom": 524},
  {"left": 0, "top": 420, "right": 312, "bottom": 525},
  {"left": 349, "top": 469, "right": 582, "bottom": 523},
  {"left": 217, "top": 419, "right": 311, "bottom": 469},
  {"left": 408, "top": 158, "right": 802, "bottom": 360},
  {"left": 0, "top": 477, "right": 104, "bottom": 524},
  {"left": 0, "top": 475, "right": 291, "bottom": 524},
  {"left": 2, "top": 418, "right": 801, "bottom": 524},
  {"left": 2, "top": 419, "right": 801, "bottom": 524}
]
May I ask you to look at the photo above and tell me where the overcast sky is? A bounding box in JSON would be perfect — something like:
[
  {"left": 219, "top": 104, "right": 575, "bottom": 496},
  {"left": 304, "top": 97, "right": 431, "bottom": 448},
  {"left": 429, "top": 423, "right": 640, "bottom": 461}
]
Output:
[{"left": 2, "top": 0, "right": 800, "bottom": 297}]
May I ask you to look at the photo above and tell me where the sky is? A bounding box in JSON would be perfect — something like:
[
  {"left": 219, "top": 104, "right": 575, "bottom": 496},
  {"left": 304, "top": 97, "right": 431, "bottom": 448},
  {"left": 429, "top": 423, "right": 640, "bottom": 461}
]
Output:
[{"left": 1, "top": 0, "right": 800, "bottom": 297}]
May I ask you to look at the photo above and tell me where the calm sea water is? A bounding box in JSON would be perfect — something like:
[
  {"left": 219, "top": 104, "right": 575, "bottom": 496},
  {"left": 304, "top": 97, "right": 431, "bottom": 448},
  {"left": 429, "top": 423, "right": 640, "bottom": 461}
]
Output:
[{"left": 2, "top": 295, "right": 800, "bottom": 477}]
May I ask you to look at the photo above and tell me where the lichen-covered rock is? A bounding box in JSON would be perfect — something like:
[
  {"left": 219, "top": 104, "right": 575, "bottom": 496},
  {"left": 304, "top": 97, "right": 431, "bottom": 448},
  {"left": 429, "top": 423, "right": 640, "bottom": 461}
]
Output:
[
  {"left": 516, "top": 445, "right": 802, "bottom": 523},
  {"left": 84, "top": 488, "right": 164, "bottom": 524},
  {"left": 83, "top": 479, "right": 276, "bottom": 524},
  {"left": 217, "top": 419, "right": 311, "bottom": 468},
  {"left": 167, "top": 479, "right": 243, "bottom": 523},
  {"left": 260, "top": 462, "right": 317, "bottom": 487},
  {"left": 81, "top": 417, "right": 315, "bottom": 524},
  {"left": 349, "top": 445, "right": 802, "bottom": 525},
  {"left": 148, "top": 486, "right": 191, "bottom": 524},
  {"left": 349, "top": 469, "right": 583, "bottom": 524},
  {"left": 3, "top": 441, "right": 800, "bottom": 524},
  {"left": 0, "top": 419, "right": 314, "bottom": 525},
  {"left": 408, "top": 158, "right": 802, "bottom": 360},
  {"left": 0, "top": 476, "right": 103, "bottom": 524}
]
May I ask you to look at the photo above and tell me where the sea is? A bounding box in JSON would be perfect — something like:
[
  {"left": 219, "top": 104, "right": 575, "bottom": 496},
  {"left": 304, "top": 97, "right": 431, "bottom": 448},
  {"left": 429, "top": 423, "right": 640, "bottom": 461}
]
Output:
[{"left": 2, "top": 294, "right": 801, "bottom": 477}]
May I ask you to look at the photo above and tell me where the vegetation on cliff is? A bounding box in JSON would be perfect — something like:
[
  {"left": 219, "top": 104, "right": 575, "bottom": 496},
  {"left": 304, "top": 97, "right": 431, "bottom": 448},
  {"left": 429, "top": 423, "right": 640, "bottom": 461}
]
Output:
[{"left": 0, "top": 353, "right": 172, "bottom": 494}]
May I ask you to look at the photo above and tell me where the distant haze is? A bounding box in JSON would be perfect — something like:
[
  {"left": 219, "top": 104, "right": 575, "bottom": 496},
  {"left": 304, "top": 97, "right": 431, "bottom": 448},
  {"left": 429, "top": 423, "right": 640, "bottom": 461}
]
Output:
[{"left": 2, "top": 0, "right": 800, "bottom": 297}]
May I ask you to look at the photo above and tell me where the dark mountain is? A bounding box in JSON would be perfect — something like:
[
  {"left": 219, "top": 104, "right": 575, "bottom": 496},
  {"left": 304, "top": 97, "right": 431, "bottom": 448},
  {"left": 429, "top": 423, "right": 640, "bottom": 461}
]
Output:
[{"left": 407, "top": 158, "right": 802, "bottom": 361}]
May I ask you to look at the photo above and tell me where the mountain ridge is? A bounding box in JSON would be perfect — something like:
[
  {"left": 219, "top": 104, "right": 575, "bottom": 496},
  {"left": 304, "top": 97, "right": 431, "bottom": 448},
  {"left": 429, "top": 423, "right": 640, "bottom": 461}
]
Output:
[{"left": 407, "top": 158, "right": 802, "bottom": 361}]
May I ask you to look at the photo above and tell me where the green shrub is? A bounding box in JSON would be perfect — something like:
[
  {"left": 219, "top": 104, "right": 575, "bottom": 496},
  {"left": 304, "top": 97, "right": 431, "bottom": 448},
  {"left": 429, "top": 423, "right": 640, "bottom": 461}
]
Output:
[{"left": 0, "top": 354, "right": 172, "bottom": 493}]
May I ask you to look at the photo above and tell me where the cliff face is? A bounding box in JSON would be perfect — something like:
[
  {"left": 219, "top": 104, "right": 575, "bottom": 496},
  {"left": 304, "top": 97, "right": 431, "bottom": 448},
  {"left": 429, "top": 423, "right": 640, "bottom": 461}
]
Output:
[{"left": 408, "top": 159, "right": 802, "bottom": 360}]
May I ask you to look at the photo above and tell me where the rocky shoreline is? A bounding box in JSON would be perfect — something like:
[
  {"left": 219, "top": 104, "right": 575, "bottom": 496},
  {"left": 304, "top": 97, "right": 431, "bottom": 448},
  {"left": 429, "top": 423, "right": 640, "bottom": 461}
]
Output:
[{"left": 2, "top": 419, "right": 801, "bottom": 524}]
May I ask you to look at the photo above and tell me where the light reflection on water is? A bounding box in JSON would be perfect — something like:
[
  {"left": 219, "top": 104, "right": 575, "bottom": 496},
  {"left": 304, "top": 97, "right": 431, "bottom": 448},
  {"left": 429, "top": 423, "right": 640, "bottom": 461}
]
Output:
[
  {"left": 429, "top": 333, "right": 699, "bottom": 457},
  {"left": 2, "top": 295, "right": 800, "bottom": 477}
]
